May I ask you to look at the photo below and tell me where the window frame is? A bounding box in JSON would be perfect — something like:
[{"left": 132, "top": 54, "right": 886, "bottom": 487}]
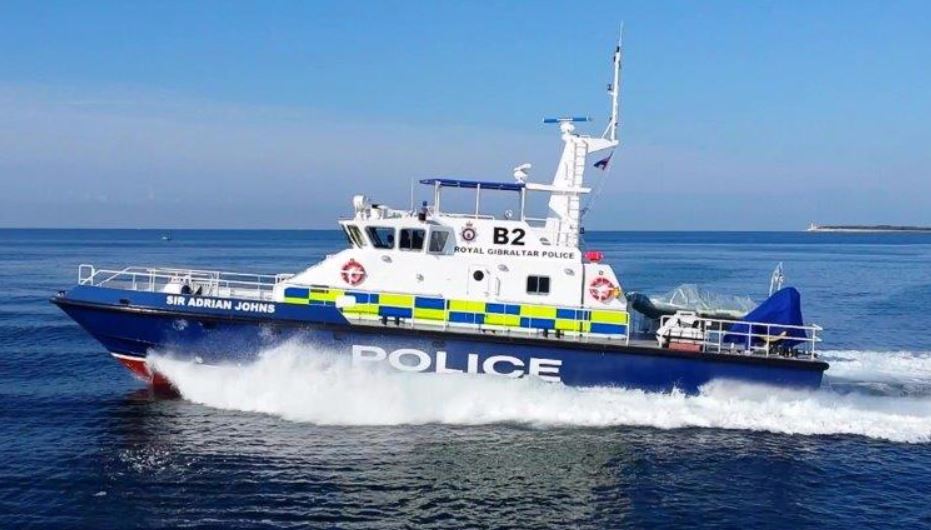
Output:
[
  {"left": 345, "top": 224, "right": 366, "bottom": 248},
  {"left": 341, "top": 226, "right": 355, "bottom": 247},
  {"left": 526, "top": 275, "right": 551, "bottom": 295},
  {"left": 365, "top": 226, "right": 396, "bottom": 249},
  {"left": 427, "top": 228, "right": 451, "bottom": 254},
  {"left": 399, "top": 228, "right": 426, "bottom": 252}
]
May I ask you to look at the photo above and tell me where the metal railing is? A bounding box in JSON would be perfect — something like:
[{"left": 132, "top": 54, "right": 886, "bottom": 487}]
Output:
[
  {"left": 441, "top": 212, "right": 497, "bottom": 220},
  {"left": 658, "top": 313, "right": 823, "bottom": 359},
  {"left": 77, "top": 264, "right": 293, "bottom": 301}
]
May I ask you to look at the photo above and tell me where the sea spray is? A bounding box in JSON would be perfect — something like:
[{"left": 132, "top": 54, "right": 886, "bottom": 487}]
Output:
[
  {"left": 148, "top": 343, "right": 931, "bottom": 443},
  {"left": 822, "top": 349, "right": 931, "bottom": 384}
]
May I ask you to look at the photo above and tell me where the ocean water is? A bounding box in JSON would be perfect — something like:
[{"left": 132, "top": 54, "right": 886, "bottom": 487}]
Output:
[{"left": 1, "top": 229, "right": 930, "bottom": 529}]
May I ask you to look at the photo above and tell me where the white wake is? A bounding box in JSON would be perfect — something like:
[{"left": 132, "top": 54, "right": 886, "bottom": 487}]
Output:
[
  {"left": 148, "top": 343, "right": 931, "bottom": 443},
  {"left": 821, "top": 349, "right": 931, "bottom": 384}
]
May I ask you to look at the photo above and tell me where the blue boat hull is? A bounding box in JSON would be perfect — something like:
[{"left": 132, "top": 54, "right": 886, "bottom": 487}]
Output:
[{"left": 53, "top": 286, "right": 827, "bottom": 393}]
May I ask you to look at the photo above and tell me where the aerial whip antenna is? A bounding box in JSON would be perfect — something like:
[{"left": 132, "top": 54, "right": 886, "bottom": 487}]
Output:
[
  {"left": 583, "top": 25, "right": 625, "bottom": 222},
  {"left": 602, "top": 23, "right": 623, "bottom": 143}
]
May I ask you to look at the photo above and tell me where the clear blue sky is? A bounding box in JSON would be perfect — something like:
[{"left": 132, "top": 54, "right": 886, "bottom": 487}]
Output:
[{"left": 0, "top": 1, "right": 928, "bottom": 229}]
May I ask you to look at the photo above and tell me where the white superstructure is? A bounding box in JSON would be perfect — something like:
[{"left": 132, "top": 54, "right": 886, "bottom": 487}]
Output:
[{"left": 273, "top": 35, "right": 630, "bottom": 338}]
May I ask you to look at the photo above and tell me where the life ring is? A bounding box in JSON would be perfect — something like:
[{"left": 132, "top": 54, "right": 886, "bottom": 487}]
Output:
[
  {"left": 341, "top": 259, "right": 367, "bottom": 286},
  {"left": 589, "top": 277, "right": 618, "bottom": 302}
]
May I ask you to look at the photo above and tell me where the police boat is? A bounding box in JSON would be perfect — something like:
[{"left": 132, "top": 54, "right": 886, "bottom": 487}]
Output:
[{"left": 52, "top": 36, "right": 828, "bottom": 392}]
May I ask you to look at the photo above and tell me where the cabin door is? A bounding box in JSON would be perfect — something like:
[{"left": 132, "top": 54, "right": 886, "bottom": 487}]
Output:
[{"left": 467, "top": 265, "right": 493, "bottom": 297}]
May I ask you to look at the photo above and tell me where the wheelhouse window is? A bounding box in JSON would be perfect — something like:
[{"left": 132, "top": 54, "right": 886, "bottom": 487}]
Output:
[
  {"left": 526, "top": 275, "right": 550, "bottom": 295},
  {"left": 345, "top": 224, "right": 366, "bottom": 247},
  {"left": 399, "top": 228, "right": 426, "bottom": 251},
  {"left": 428, "top": 229, "right": 451, "bottom": 253},
  {"left": 366, "top": 226, "right": 396, "bottom": 249}
]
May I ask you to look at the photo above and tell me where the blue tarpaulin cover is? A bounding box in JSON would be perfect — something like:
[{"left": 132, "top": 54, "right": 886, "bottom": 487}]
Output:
[{"left": 724, "top": 287, "right": 807, "bottom": 348}]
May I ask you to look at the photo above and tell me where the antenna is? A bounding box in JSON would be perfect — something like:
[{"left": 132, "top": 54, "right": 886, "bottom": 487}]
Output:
[
  {"left": 602, "top": 24, "right": 623, "bottom": 143},
  {"left": 769, "top": 262, "right": 785, "bottom": 296},
  {"left": 409, "top": 178, "right": 414, "bottom": 212}
]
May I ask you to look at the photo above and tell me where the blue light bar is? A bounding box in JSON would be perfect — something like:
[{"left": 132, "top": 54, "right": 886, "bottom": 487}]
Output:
[
  {"left": 419, "top": 178, "right": 525, "bottom": 191},
  {"left": 542, "top": 116, "right": 591, "bottom": 124}
]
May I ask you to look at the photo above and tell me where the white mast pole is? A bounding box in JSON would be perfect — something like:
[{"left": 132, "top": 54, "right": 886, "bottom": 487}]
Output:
[{"left": 604, "top": 25, "right": 623, "bottom": 143}]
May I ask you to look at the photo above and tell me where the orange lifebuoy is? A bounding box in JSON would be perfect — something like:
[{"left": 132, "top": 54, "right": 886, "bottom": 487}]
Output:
[
  {"left": 341, "top": 259, "right": 367, "bottom": 286},
  {"left": 589, "top": 276, "right": 618, "bottom": 302}
]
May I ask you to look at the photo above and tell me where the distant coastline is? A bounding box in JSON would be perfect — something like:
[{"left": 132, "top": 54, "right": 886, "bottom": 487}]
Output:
[{"left": 806, "top": 223, "right": 931, "bottom": 233}]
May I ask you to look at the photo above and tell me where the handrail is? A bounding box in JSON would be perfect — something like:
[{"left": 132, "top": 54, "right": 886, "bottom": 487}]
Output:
[
  {"left": 659, "top": 313, "right": 822, "bottom": 358},
  {"left": 75, "top": 264, "right": 289, "bottom": 301},
  {"left": 441, "top": 212, "right": 497, "bottom": 220}
]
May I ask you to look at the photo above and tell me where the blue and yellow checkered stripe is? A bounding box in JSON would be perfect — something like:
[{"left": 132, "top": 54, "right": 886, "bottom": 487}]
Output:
[{"left": 283, "top": 287, "right": 628, "bottom": 335}]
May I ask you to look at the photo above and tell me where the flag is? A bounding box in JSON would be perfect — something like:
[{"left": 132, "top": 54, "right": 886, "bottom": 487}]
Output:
[{"left": 594, "top": 152, "right": 612, "bottom": 170}]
